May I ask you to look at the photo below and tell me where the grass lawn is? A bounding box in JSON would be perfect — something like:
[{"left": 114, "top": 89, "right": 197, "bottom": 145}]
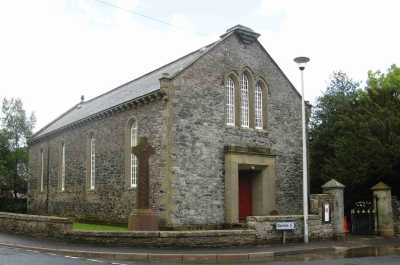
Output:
[{"left": 73, "top": 222, "right": 128, "bottom": 232}]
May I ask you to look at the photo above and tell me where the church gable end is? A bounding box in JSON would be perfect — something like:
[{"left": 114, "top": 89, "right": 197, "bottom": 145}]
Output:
[{"left": 168, "top": 26, "right": 303, "bottom": 226}]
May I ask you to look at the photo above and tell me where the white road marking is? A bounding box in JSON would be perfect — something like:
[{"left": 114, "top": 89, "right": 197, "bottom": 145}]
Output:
[
  {"left": 25, "top": 249, "right": 40, "bottom": 253},
  {"left": 112, "top": 263, "right": 127, "bottom": 265},
  {"left": 87, "top": 258, "right": 103, "bottom": 263},
  {"left": 47, "top": 253, "right": 58, "bottom": 256},
  {"left": 65, "top": 255, "right": 79, "bottom": 259}
]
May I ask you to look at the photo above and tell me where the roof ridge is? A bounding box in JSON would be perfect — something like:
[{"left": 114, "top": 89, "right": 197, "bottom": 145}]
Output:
[{"left": 169, "top": 32, "right": 234, "bottom": 79}]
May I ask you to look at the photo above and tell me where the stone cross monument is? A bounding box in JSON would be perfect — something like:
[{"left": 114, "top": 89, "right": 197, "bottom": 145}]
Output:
[{"left": 128, "top": 137, "right": 159, "bottom": 231}]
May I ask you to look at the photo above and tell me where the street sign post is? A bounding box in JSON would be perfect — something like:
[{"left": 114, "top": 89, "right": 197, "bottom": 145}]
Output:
[{"left": 276, "top": 222, "right": 295, "bottom": 244}]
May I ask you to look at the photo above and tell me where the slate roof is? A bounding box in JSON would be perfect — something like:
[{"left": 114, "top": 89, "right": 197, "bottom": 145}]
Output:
[
  {"left": 32, "top": 39, "right": 221, "bottom": 140},
  {"left": 31, "top": 25, "right": 290, "bottom": 142}
]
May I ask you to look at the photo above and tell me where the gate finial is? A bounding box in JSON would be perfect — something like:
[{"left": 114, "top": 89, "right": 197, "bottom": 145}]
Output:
[
  {"left": 371, "top": 181, "right": 391, "bottom": 191},
  {"left": 321, "top": 179, "right": 345, "bottom": 190}
]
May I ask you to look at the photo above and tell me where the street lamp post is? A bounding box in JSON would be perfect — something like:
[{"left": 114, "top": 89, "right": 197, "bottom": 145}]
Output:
[{"left": 294, "top": 56, "right": 310, "bottom": 243}]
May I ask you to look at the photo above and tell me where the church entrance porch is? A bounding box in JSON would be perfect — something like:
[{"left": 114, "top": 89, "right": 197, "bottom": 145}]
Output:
[{"left": 224, "top": 146, "right": 276, "bottom": 224}]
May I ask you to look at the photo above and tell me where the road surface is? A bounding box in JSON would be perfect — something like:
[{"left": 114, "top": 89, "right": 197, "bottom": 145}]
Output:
[{"left": 0, "top": 246, "right": 399, "bottom": 265}]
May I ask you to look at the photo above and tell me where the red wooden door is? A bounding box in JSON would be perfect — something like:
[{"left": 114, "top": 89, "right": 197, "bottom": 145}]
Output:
[{"left": 239, "top": 175, "right": 252, "bottom": 220}]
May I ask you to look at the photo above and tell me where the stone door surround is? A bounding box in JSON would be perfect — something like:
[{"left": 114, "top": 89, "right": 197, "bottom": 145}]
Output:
[{"left": 224, "top": 146, "right": 276, "bottom": 224}]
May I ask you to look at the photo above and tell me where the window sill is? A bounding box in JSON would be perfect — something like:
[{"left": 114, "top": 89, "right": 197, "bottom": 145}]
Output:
[{"left": 225, "top": 125, "right": 268, "bottom": 134}]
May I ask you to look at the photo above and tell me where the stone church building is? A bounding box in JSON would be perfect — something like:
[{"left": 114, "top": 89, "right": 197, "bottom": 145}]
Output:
[{"left": 28, "top": 25, "right": 304, "bottom": 228}]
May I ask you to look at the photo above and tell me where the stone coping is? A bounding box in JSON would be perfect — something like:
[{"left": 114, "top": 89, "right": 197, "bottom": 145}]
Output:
[
  {"left": 224, "top": 145, "right": 273, "bottom": 156},
  {"left": 247, "top": 215, "right": 320, "bottom": 222},
  {"left": 0, "top": 212, "right": 72, "bottom": 224},
  {"left": 68, "top": 229, "right": 256, "bottom": 238}
]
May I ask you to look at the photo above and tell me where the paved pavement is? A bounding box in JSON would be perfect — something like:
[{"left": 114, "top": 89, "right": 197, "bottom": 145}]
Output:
[
  {"left": 0, "top": 232, "right": 400, "bottom": 263},
  {"left": 1, "top": 245, "right": 400, "bottom": 265}
]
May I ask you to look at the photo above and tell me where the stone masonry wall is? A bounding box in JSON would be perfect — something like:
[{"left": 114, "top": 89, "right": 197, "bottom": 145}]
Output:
[
  {"left": 0, "top": 212, "right": 72, "bottom": 237},
  {"left": 28, "top": 100, "right": 166, "bottom": 224},
  {"left": 65, "top": 229, "right": 256, "bottom": 247},
  {"left": 0, "top": 212, "right": 257, "bottom": 247},
  {"left": 169, "top": 33, "right": 303, "bottom": 226},
  {"left": 247, "top": 215, "right": 334, "bottom": 242}
]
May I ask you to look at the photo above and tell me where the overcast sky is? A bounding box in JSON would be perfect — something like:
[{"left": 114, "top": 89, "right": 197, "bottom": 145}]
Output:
[{"left": 1, "top": 0, "right": 399, "bottom": 132}]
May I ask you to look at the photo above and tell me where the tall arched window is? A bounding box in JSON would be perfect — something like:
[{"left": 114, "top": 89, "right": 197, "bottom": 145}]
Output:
[
  {"left": 240, "top": 73, "right": 250, "bottom": 128},
  {"left": 61, "top": 143, "right": 65, "bottom": 191},
  {"left": 225, "top": 78, "right": 235, "bottom": 126},
  {"left": 40, "top": 149, "right": 44, "bottom": 192},
  {"left": 255, "top": 81, "right": 263, "bottom": 129},
  {"left": 130, "top": 120, "right": 138, "bottom": 188},
  {"left": 90, "top": 136, "right": 95, "bottom": 190}
]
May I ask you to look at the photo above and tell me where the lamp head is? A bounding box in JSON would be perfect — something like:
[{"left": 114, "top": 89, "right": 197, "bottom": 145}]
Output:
[{"left": 294, "top": 56, "right": 310, "bottom": 71}]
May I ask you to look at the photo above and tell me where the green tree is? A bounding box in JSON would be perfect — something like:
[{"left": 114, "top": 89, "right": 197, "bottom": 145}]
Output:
[
  {"left": 310, "top": 66, "right": 400, "bottom": 207},
  {"left": 310, "top": 71, "right": 361, "bottom": 190},
  {"left": 0, "top": 129, "right": 11, "bottom": 195},
  {"left": 0, "top": 98, "right": 36, "bottom": 197},
  {"left": 360, "top": 65, "right": 400, "bottom": 194}
]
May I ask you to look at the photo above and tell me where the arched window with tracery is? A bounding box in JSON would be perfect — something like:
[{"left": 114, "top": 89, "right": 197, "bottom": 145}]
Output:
[
  {"left": 255, "top": 81, "right": 263, "bottom": 129},
  {"left": 130, "top": 119, "right": 138, "bottom": 188},
  {"left": 225, "top": 77, "right": 235, "bottom": 126},
  {"left": 240, "top": 73, "right": 250, "bottom": 128}
]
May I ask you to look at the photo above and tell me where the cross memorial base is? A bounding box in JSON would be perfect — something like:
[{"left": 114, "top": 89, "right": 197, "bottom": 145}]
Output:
[{"left": 128, "top": 209, "right": 159, "bottom": 231}]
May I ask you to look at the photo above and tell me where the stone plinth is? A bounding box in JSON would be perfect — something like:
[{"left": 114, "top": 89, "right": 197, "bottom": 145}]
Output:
[
  {"left": 321, "top": 179, "right": 345, "bottom": 238},
  {"left": 128, "top": 209, "right": 159, "bottom": 231},
  {"left": 371, "top": 182, "right": 394, "bottom": 237}
]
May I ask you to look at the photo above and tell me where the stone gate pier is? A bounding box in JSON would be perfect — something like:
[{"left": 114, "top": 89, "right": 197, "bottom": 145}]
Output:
[{"left": 371, "top": 182, "right": 394, "bottom": 237}]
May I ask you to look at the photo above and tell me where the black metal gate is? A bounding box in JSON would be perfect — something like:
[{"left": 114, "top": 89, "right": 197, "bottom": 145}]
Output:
[{"left": 350, "top": 201, "right": 376, "bottom": 235}]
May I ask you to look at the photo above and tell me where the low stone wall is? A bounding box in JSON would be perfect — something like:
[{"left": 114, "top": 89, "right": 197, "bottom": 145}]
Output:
[
  {"left": 0, "top": 212, "right": 256, "bottom": 247},
  {"left": 0, "top": 212, "right": 72, "bottom": 237},
  {"left": 65, "top": 230, "right": 257, "bottom": 247},
  {"left": 247, "top": 215, "right": 334, "bottom": 243},
  {"left": 0, "top": 211, "right": 337, "bottom": 247}
]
